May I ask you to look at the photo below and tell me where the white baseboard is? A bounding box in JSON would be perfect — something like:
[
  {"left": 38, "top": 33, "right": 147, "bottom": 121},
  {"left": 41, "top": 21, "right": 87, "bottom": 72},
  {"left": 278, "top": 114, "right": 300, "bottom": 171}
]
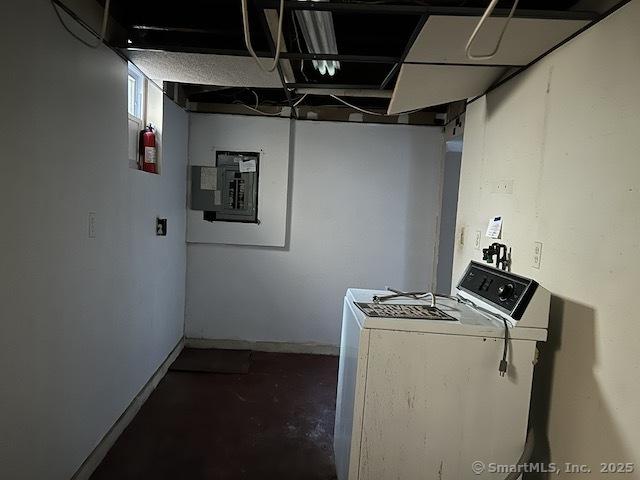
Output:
[
  {"left": 71, "top": 338, "right": 184, "bottom": 480},
  {"left": 185, "top": 337, "right": 339, "bottom": 356}
]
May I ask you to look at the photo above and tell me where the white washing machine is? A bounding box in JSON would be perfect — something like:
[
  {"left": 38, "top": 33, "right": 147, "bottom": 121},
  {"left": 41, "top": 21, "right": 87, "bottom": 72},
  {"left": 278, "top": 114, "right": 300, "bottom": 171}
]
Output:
[{"left": 334, "top": 261, "right": 550, "bottom": 480}]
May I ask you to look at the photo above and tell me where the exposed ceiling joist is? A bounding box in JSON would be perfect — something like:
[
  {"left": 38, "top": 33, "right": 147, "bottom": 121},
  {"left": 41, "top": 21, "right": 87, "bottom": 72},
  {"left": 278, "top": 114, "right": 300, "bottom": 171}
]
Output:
[{"left": 256, "top": 0, "right": 598, "bottom": 20}]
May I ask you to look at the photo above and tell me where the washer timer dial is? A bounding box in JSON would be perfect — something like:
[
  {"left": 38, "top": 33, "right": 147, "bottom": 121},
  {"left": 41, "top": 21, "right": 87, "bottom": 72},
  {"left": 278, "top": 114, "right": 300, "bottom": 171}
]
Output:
[{"left": 497, "top": 283, "right": 515, "bottom": 302}]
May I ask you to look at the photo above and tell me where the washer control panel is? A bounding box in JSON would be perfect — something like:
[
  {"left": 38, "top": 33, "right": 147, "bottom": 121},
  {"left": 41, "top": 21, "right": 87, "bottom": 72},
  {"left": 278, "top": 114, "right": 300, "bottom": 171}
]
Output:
[{"left": 457, "top": 261, "right": 538, "bottom": 319}]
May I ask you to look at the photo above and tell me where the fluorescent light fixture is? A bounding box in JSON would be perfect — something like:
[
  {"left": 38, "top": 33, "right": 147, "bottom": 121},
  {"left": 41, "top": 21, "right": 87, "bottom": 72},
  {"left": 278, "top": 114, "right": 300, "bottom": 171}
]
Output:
[{"left": 295, "top": 0, "right": 340, "bottom": 77}]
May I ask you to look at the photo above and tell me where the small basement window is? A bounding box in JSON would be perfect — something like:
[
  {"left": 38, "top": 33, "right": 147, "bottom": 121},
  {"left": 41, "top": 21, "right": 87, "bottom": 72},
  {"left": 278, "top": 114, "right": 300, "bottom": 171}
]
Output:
[
  {"left": 127, "top": 62, "right": 162, "bottom": 174},
  {"left": 127, "top": 63, "right": 144, "bottom": 120}
]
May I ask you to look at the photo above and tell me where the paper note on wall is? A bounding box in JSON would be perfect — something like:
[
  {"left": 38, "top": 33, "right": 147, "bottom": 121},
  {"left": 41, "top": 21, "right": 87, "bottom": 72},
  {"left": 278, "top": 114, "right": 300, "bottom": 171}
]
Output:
[
  {"left": 200, "top": 167, "right": 217, "bottom": 190},
  {"left": 239, "top": 159, "right": 257, "bottom": 173},
  {"left": 486, "top": 216, "right": 503, "bottom": 239}
]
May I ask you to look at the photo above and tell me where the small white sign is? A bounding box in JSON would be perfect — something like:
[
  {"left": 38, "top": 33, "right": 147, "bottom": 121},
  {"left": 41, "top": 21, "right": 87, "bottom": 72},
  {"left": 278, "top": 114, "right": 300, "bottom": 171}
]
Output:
[
  {"left": 200, "top": 167, "right": 217, "bottom": 191},
  {"left": 239, "top": 159, "right": 257, "bottom": 173},
  {"left": 486, "top": 216, "right": 503, "bottom": 239}
]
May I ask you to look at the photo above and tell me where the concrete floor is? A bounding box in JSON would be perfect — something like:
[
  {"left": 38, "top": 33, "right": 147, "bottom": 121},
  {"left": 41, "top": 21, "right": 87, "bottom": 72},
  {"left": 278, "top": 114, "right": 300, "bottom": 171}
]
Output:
[{"left": 90, "top": 351, "right": 339, "bottom": 480}]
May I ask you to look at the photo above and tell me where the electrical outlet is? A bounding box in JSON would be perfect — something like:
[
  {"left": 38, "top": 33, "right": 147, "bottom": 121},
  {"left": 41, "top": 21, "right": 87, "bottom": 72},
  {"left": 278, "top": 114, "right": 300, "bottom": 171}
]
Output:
[
  {"left": 533, "top": 241, "right": 543, "bottom": 269},
  {"left": 88, "top": 212, "right": 96, "bottom": 239},
  {"left": 474, "top": 230, "right": 482, "bottom": 250},
  {"left": 156, "top": 217, "right": 167, "bottom": 236},
  {"left": 491, "top": 180, "right": 514, "bottom": 194}
]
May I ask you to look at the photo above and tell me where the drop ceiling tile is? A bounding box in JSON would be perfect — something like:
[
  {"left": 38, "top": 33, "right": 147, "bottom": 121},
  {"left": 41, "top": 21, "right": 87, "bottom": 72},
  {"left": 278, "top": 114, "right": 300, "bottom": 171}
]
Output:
[
  {"left": 406, "top": 16, "right": 589, "bottom": 66},
  {"left": 127, "top": 50, "right": 282, "bottom": 88},
  {"left": 388, "top": 64, "right": 505, "bottom": 114}
]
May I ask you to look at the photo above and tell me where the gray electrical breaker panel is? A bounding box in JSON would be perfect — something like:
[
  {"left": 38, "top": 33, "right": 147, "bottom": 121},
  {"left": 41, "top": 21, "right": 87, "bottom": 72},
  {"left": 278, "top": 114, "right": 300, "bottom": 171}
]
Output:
[{"left": 191, "top": 151, "right": 259, "bottom": 223}]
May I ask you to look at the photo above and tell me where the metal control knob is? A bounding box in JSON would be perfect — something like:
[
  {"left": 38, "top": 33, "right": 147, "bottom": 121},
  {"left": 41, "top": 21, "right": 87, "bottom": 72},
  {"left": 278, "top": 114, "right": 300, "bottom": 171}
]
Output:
[{"left": 497, "top": 283, "right": 514, "bottom": 301}]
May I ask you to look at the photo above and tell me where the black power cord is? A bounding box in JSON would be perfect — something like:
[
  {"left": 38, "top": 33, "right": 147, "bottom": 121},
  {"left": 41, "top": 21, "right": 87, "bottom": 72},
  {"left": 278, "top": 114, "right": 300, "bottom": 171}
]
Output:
[
  {"left": 499, "top": 317, "right": 510, "bottom": 376},
  {"left": 455, "top": 295, "right": 510, "bottom": 377}
]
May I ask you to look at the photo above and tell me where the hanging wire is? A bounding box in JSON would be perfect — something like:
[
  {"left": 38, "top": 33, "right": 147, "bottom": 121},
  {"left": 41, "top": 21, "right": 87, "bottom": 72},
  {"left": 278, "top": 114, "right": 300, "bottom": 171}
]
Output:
[
  {"left": 330, "top": 95, "right": 426, "bottom": 117},
  {"left": 465, "top": 0, "right": 520, "bottom": 60},
  {"left": 50, "top": 0, "right": 111, "bottom": 49},
  {"left": 330, "top": 95, "right": 388, "bottom": 116},
  {"left": 241, "top": 0, "right": 285, "bottom": 73},
  {"left": 233, "top": 101, "right": 285, "bottom": 116},
  {"left": 232, "top": 89, "right": 288, "bottom": 116},
  {"left": 293, "top": 93, "right": 308, "bottom": 107}
]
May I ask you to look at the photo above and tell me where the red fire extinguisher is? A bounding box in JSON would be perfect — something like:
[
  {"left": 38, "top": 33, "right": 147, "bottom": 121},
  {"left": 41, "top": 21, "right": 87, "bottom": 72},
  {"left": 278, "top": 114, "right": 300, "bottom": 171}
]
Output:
[{"left": 139, "top": 124, "right": 157, "bottom": 174}]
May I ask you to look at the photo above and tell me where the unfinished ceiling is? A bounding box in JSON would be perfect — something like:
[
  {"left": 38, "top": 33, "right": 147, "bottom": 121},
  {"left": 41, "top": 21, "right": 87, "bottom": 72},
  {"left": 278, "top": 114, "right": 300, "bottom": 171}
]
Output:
[{"left": 106, "top": 0, "right": 620, "bottom": 121}]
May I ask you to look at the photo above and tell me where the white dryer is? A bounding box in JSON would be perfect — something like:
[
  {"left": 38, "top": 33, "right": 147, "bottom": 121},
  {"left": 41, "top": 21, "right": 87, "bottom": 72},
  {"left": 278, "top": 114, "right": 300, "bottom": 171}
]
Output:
[{"left": 334, "top": 261, "right": 550, "bottom": 480}]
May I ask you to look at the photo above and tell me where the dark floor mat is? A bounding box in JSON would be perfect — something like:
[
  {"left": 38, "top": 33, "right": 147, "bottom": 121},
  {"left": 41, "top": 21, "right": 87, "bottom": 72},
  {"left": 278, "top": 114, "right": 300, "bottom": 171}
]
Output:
[{"left": 169, "top": 348, "right": 252, "bottom": 374}]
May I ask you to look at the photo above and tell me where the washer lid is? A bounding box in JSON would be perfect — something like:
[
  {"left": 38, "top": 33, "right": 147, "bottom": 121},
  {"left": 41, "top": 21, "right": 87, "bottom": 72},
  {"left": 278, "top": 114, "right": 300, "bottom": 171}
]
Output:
[{"left": 346, "top": 289, "right": 546, "bottom": 342}]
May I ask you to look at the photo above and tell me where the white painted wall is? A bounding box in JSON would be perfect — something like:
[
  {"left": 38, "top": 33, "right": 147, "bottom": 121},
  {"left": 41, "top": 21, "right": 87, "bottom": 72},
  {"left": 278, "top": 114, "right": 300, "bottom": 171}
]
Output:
[
  {"left": 186, "top": 119, "right": 444, "bottom": 346},
  {"left": 0, "top": 1, "right": 188, "bottom": 479},
  {"left": 452, "top": 1, "right": 640, "bottom": 474}
]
